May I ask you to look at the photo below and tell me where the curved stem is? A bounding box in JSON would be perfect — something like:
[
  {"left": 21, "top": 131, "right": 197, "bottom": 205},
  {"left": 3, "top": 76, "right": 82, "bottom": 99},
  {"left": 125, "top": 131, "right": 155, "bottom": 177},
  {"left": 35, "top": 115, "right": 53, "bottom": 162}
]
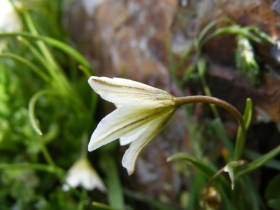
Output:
[
  {"left": 0, "top": 53, "right": 50, "bottom": 82},
  {"left": 174, "top": 96, "right": 246, "bottom": 160}
]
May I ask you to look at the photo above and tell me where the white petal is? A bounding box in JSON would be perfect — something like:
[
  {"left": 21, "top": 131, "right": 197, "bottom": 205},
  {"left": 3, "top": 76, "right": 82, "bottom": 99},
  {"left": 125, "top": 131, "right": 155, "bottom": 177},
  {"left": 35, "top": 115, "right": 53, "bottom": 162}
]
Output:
[
  {"left": 119, "top": 123, "right": 149, "bottom": 146},
  {"left": 63, "top": 158, "right": 107, "bottom": 192},
  {"left": 88, "top": 76, "right": 174, "bottom": 108},
  {"left": 122, "top": 109, "right": 176, "bottom": 175},
  {"left": 87, "top": 172, "right": 107, "bottom": 192},
  {"left": 88, "top": 106, "right": 162, "bottom": 151},
  {"left": 0, "top": 0, "right": 21, "bottom": 33},
  {"left": 65, "top": 170, "right": 80, "bottom": 188},
  {"left": 80, "top": 167, "right": 107, "bottom": 192}
]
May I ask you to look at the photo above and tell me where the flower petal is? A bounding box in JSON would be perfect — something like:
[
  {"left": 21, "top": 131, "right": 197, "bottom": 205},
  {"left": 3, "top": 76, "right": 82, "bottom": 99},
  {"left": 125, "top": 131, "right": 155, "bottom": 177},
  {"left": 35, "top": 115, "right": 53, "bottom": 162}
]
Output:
[
  {"left": 119, "top": 122, "right": 149, "bottom": 146},
  {"left": 88, "top": 106, "right": 165, "bottom": 151},
  {"left": 88, "top": 76, "right": 174, "bottom": 108},
  {"left": 80, "top": 169, "right": 106, "bottom": 192},
  {"left": 122, "top": 109, "right": 176, "bottom": 175},
  {"left": 65, "top": 169, "right": 80, "bottom": 189}
]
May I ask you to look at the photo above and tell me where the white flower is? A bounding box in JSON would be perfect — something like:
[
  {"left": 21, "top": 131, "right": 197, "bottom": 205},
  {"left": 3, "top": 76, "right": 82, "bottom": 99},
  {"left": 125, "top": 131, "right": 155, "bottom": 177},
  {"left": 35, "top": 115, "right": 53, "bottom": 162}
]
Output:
[
  {"left": 0, "top": 0, "right": 22, "bottom": 32},
  {"left": 63, "top": 158, "right": 106, "bottom": 192},
  {"left": 0, "top": 0, "right": 22, "bottom": 52},
  {"left": 88, "top": 76, "right": 177, "bottom": 175}
]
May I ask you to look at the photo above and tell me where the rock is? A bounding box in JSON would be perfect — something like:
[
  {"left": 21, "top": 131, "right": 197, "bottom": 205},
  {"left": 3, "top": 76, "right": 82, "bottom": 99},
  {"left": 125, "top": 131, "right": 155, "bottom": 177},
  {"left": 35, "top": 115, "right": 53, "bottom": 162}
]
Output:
[{"left": 93, "top": 0, "right": 177, "bottom": 90}]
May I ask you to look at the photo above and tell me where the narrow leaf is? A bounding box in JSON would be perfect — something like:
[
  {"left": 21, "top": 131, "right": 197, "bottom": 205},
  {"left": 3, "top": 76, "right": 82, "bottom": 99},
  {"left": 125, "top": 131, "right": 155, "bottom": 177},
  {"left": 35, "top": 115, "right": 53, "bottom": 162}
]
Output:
[
  {"left": 237, "top": 144, "right": 280, "bottom": 177},
  {"left": 0, "top": 32, "right": 94, "bottom": 73},
  {"left": 28, "top": 90, "right": 55, "bottom": 135},
  {"left": 92, "top": 202, "right": 119, "bottom": 210},
  {"left": 223, "top": 160, "right": 245, "bottom": 189},
  {"left": 100, "top": 151, "right": 125, "bottom": 210},
  {"left": 0, "top": 53, "right": 50, "bottom": 82},
  {"left": 210, "top": 119, "right": 234, "bottom": 157},
  {"left": 124, "top": 189, "right": 177, "bottom": 210},
  {"left": 234, "top": 98, "right": 252, "bottom": 160},
  {"left": 167, "top": 153, "right": 229, "bottom": 190}
]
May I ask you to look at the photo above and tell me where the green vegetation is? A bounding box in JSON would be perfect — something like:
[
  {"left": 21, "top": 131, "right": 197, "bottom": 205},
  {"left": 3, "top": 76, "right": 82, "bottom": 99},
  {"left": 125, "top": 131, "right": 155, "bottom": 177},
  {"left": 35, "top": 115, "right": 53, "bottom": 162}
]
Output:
[{"left": 0, "top": 1, "right": 280, "bottom": 210}]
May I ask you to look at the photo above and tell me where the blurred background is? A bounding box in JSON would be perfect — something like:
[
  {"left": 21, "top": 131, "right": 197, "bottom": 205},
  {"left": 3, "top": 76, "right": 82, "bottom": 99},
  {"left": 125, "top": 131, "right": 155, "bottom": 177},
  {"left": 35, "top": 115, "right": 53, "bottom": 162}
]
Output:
[{"left": 1, "top": 0, "right": 280, "bottom": 209}]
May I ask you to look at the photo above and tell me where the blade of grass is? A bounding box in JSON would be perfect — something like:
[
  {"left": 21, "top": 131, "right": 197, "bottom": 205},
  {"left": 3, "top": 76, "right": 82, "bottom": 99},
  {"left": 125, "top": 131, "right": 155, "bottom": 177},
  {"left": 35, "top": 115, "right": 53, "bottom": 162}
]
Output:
[
  {"left": 242, "top": 175, "right": 265, "bottom": 210},
  {"left": 237, "top": 144, "right": 280, "bottom": 177},
  {"left": 92, "top": 202, "right": 120, "bottom": 210},
  {"left": 167, "top": 153, "right": 230, "bottom": 190},
  {"left": 197, "top": 17, "right": 235, "bottom": 43},
  {"left": 0, "top": 163, "right": 55, "bottom": 173},
  {"left": 201, "top": 25, "right": 262, "bottom": 45},
  {"left": 243, "top": 98, "right": 253, "bottom": 129},
  {"left": 244, "top": 149, "right": 280, "bottom": 170},
  {"left": 20, "top": 0, "right": 70, "bottom": 96},
  {"left": 210, "top": 119, "right": 234, "bottom": 157},
  {"left": 187, "top": 171, "right": 204, "bottom": 210},
  {"left": 0, "top": 32, "right": 93, "bottom": 73},
  {"left": 0, "top": 53, "right": 50, "bottom": 82},
  {"left": 234, "top": 98, "right": 252, "bottom": 160},
  {"left": 28, "top": 89, "right": 55, "bottom": 135},
  {"left": 100, "top": 153, "right": 125, "bottom": 210},
  {"left": 17, "top": 36, "right": 55, "bottom": 77},
  {"left": 124, "top": 188, "right": 177, "bottom": 210}
]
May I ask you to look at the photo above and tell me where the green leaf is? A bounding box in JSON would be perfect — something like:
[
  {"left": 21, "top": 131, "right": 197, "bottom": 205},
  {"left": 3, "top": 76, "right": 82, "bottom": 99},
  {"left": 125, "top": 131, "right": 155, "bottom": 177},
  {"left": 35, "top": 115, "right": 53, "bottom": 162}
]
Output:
[
  {"left": 268, "top": 199, "right": 280, "bottom": 210},
  {"left": 0, "top": 32, "right": 94, "bottom": 74},
  {"left": 210, "top": 119, "right": 234, "bottom": 157},
  {"left": 167, "top": 153, "right": 229, "bottom": 190},
  {"left": 0, "top": 53, "right": 50, "bottom": 82},
  {"left": 243, "top": 98, "right": 252, "bottom": 129},
  {"left": 250, "top": 27, "right": 276, "bottom": 44},
  {"left": 198, "top": 17, "right": 235, "bottom": 43},
  {"left": 124, "top": 188, "right": 177, "bottom": 210},
  {"left": 180, "top": 64, "right": 196, "bottom": 85},
  {"left": 99, "top": 149, "right": 125, "bottom": 210},
  {"left": 197, "top": 57, "right": 206, "bottom": 77},
  {"left": 188, "top": 172, "right": 205, "bottom": 210},
  {"left": 28, "top": 89, "right": 56, "bottom": 135},
  {"left": 237, "top": 144, "right": 280, "bottom": 177},
  {"left": 168, "top": 153, "right": 216, "bottom": 177},
  {"left": 92, "top": 202, "right": 120, "bottom": 210},
  {"left": 265, "top": 174, "right": 280, "bottom": 210},
  {"left": 223, "top": 160, "right": 246, "bottom": 190},
  {"left": 234, "top": 98, "right": 252, "bottom": 160},
  {"left": 244, "top": 149, "right": 280, "bottom": 170},
  {"left": 232, "top": 175, "right": 264, "bottom": 210}
]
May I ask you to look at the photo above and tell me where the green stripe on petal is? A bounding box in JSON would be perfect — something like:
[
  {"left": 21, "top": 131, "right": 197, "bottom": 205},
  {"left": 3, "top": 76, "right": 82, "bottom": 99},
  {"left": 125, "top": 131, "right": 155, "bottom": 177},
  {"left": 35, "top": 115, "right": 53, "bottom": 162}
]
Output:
[
  {"left": 88, "top": 76, "right": 175, "bottom": 108},
  {"left": 88, "top": 106, "right": 171, "bottom": 151},
  {"left": 119, "top": 124, "right": 149, "bottom": 146},
  {"left": 122, "top": 108, "right": 176, "bottom": 175}
]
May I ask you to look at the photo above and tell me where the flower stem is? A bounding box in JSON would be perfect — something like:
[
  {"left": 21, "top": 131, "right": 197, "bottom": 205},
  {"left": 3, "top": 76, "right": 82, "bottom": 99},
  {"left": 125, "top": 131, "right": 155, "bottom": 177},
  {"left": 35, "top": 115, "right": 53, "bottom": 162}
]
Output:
[
  {"left": 81, "top": 133, "right": 88, "bottom": 159},
  {"left": 77, "top": 188, "right": 87, "bottom": 210},
  {"left": 174, "top": 96, "right": 246, "bottom": 159},
  {"left": 0, "top": 163, "right": 55, "bottom": 172}
]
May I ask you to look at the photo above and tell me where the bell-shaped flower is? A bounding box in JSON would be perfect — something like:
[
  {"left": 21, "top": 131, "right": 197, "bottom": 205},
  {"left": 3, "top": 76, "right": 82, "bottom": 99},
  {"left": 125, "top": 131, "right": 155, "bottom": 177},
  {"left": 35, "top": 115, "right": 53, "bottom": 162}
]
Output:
[
  {"left": 63, "top": 158, "right": 106, "bottom": 192},
  {"left": 0, "top": 0, "right": 22, "bottom": 32},
  {"left": 88, "top": 76, "right": 178, "bottom": 175},
  {"left": 0, "top": 0, "right": 22, "bottom": 52}
]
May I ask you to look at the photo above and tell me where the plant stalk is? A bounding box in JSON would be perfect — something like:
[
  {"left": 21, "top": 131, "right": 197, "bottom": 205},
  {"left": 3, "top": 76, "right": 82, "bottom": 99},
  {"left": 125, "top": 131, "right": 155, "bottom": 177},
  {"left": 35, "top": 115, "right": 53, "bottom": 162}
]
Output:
[{"left": 175, "top": 96, "right": 246, "bottom": 159}]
